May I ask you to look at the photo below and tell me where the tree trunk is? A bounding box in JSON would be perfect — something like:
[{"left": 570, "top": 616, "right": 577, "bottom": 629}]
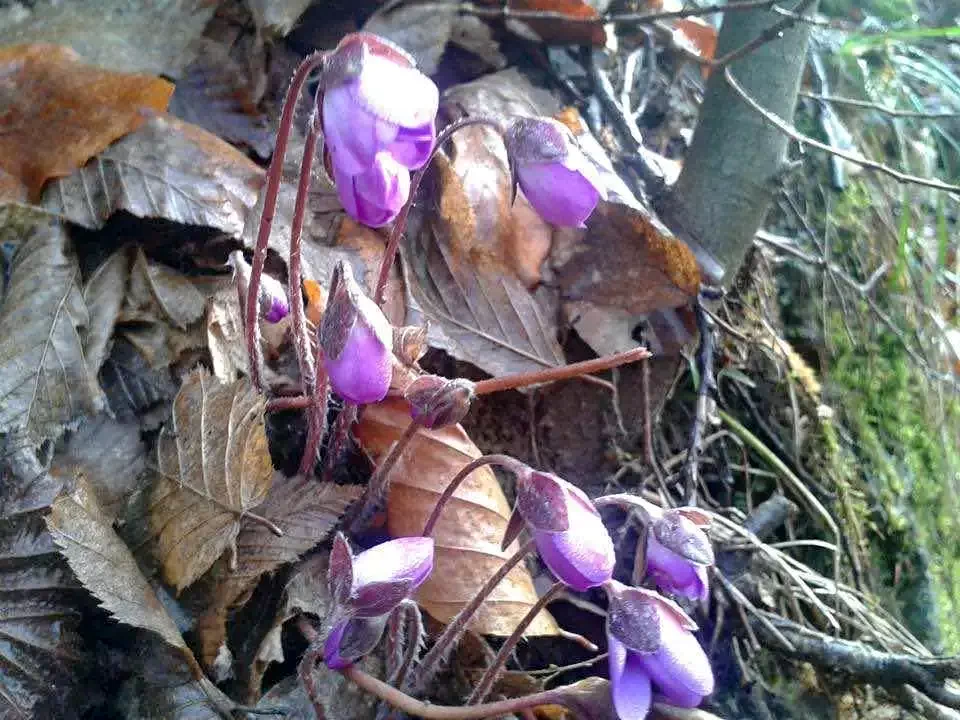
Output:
[{"left": 656, "top": 3, "right": 818, "bottom": 283}]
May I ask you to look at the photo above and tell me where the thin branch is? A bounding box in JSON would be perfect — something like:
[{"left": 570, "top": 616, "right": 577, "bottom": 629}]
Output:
[
  {"left": 710, "top": 0, "right": 817, "bottom": 69},
  {"left": 455, "top": 0, "right": 781, "bottom": 26},
  {"left": 800, "top": 91, "right": 960, "bottom": 119},
  {"left": 725, "top": 67, "right": 960, "bottom": 193}
]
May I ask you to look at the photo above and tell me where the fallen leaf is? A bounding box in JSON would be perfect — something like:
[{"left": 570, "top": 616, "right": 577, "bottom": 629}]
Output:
[
  {"left": 120, "top": 316, "right": 209, "bottom": 372},
  {"left": 0, "top": 205, "right": 101, "bottom": 441},
  {"left": 82, "top": 249, "right": 131, "bottom": 378},
  {"left": 147, "top": 370, "right": 274, "bottom": 590},
  {"left": 0, "top": 44, "right": 172, "bottom": 201},
  {"left": 304, "top": 278, "right": 326, "bottom": 327},
  {"left": 246, "top": 0, "right": 314, "bottom": 37},
  {"left": 43, "top": 113, "right": 262, "bottom": 238},
  {"left": 363, "top": 2, "right": 457, "bottom": 75},
  {"left": 192, "top": 475, "right": 362, "bottom": 672},
  {"left": 207, "top": 283, "right": 249, "bottom": 383},
  {"left": 0, "top": 444, "right": 85, "bottom": 719},
  {"left": 355, "top": 399, "right": 558, "bottom": 636},
  {"left": 51, "top": 414, "right": 147, "bottom": 523},
  {"left": 485, "top": 0, "right": 605, "bottom": 45},
  {"left": 555, "top": 201, "right": 701, "bottom": 316},
  {"left": 126, "top": 248, "right": 207, "bottom": 330},
  {"left": 673, "top": 17, "right": 718, "bottom": 67},
  {"left": 0, "top": 1, "right": 217, "bottom": 77},
  {"left": 99, "top": 338, "right": 178, "bottom": 427},
  {"left": 46, "top": 480, "right": 188, "bottom": 653}
]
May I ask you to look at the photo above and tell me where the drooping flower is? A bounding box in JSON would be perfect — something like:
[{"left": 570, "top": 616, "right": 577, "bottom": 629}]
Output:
[
  {"left": 506, "top": 468, "right": 615, "bottom": 591},
  {"left": 320, "top": 32, "right": 438, "bottom": 227},
  {"left": 504, "top": 116, "right": 606, "bottom": 227},
  {"left": 404, "top": 374, "right": 476, "bottom": 429},
  {"left": 324, "top": 532, "right": 434, "bottom": 669},
  {"left": 605, "top": 581, "right": 714, "bottom": 718},
  {"left": 228, "top": 250, "right": 290, "bottom": 323},
  {"left": 318, "top": 261, "right": 394, "bottom": 404}
]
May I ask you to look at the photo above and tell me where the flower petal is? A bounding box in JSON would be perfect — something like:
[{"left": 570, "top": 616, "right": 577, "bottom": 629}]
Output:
[
  {"left": 534, "top": 525, "right": 614, "bottom": 591},
  {"left": 518, "top": 162, "right": 602, "bottom": 227},
  {"left": 352, "top": 537, "right": 435, "bottom": 592},
  {"left": 389, "top": 121, "right": 435, "bottom": 170},
  {"left": 325, "top": 320, "right": 393, "bottom": 404},
  {"left": 646, "top": 533, "right": 708, "bottom": 601},
  {"left": 608, "top": 635, "right": 652, "bottom": 720},
  {"left": 324, "top": 620, "right": 349, "bottom": 669},
  {"left": 351, "top": 53, "right": 439, "bottom": 132},
  {"left": 638, "top": 604, "right": 714, "bottom": 702},
  {"left": 323, "top": 85, "right": 383, "bottom": 175},
  {"left": 333, "top": 152, "right": 410, "bottom": 228}
]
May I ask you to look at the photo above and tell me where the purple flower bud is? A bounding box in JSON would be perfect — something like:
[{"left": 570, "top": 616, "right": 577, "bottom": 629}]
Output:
[
  {"left": 324, "top": 615, "right": 390, "bottom": 669},
  {"left": 645, "top": 509, "right": 713, "bottom": 602},
  {"left": 331, "top": 150, "right": 411, "bottom": 228},
  {"left": 321, "top": 32, "right": 438, "bottom": 175},
  {"left": 606, "top": 581, "right": 713, "bottom": 717},
  {"left": 512, "top": 470, "right": 615, "bottom": 591},
  {"left": 228, "top": 251, "right": 290, "bottom": 323},
  {"left": 326, "top": 532, "right": 434, "bottom": 620},
  {"left": 319, "top": 261, "right": 394, "bottom": 404},
  {"left": 505, "top": 117, "right": 606, "bottom": 227},
  {"left": 404, "top": 374, "right": 476, "bottom": 429}
]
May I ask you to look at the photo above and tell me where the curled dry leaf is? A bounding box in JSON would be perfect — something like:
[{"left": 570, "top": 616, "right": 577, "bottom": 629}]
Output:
[
  {"left": 82, "top": 248, "right": 130, "bottom": 378},
  {"left": 494, "top": 0, "right": 605, "bottom": 46},
  {"left": 125, "top": 248, "right": 207, "bottom": 330},
  {"left": 46, "top": 479, "right": 189, "bottom": 654},
  {"left": 146, "top": 370, "right": 274, "bottom": 591},
  {"left": 207, "top": 282, "right": 249, "bottom": 383},
  {"left": 99, "top": 338, "right": 178, "bottom": 428},
  {"left": 0, "top": 205, "right": 101, "bottom": 441},
  {"left": 193, "top": 475, "right": 362, "bottom": 672},
  {"left": 0, "top": 44, "right": 172, "bottom": 202},
  {"left": 43, "top": 113, "right": 262, "bottom": 238},
  {"left": 355, "top": 399, "right": 558, "bottom": 636},
  {"left": 0, "top": 443, "right": 85, "bottom": 719}
]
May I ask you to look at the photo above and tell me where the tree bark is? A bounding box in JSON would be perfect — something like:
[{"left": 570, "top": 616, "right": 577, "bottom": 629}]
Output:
[{"left": 656, "top": 2, "right": 818, "bottom": 283}]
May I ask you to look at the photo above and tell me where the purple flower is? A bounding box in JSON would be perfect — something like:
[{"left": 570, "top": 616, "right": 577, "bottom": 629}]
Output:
[
  {"left": 332, "top": 151, "right": 410, "bottom": 228},
  {"left": 645, "top": 509, "right": 712, "bottom": 602},
  {"left": 605, "top": 581, "right": 714, "bottom": 718},
  {"left": 509, "top": 470, "right": 615, "bottom": 591},
  {"left": 324, "top": 532, "right": 434, "bottom": 669},
  {"left": 319, "top": 261, "right": 394, "bottom": 405},
  {"left": 228, "top": 251, "right": 289, "bottom": 323},
  {"left": 505, "top": 117, "right": 606, "bottom": 227},
  {"left": 322, "top": 33, "right": 438, "bottom": 175}
]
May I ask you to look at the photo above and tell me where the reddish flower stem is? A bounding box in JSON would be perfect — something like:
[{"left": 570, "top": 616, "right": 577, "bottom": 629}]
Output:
[
  {"left": 246, "top": 51, "right": 326, "bottom": 392},
  {"left": 265, "top": 395, "right": 313, "bottom": 412},
  {"left": 408, "top": 539, "right": 536, "bottom": 694},
  {"left": 299, "top": 370, "right": 329, "bottom": 477},
  {"left": 467, "top": 581, "right": 565, "bottom": 704},
  {"left": 421, "top": 454, "right": 526, "bottom": 538},
  {"left": 473, "top": 346, "right": 651, "bottom": 396},
  {"left": 343, "top": 664, "right": 572, "bottom": 720},
  {"left": 322, "top": 403, "right": 357, "bottom": 484},
  {"left": 373, "top": 116, "right": 507, "bottom": 307}
]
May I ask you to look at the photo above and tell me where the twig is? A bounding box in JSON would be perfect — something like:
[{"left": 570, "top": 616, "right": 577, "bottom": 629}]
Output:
[
  {"left": 467, "top": 581, "right": 564, "bottom": 704},
  {"left": 725, "top": 67, "right": 960, "bottom": 193},
  {"left": 710, "top": 0, "right": 817, "bottom": 69},
  {"left": 682, "top": 294, "right": 717, "bottom": 504},
  {"left": 800, "top": 91, "right": 960, "bottom": 119}
]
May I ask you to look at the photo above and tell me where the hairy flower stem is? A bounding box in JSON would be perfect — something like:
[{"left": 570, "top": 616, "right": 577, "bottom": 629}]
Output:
[
  {"left": 246, "top": 51, "right": 325, "bottom": 392},
  {"left": 373, "top": 116, "right": 507, "bottom": 307},
  {"left": 296, "top": 616, "right": 328, "bottom": 719},
  {"left": 322, "top": 403, "right": 357, "bottom": 484},
  {"left": 343, "top": 665, "right": 573, "bottom": 720},
  {"left": 351, "top": 419, "right": 422, "bottom": 533},
  {"left": 473, "top": 346, "right": 651, "bottom": 395},
  {"left": 408, "top": 539, "right": 536, "bottom": 694},
  {"left": 389, "top": 600, "right": 423, "bottom": 691},
  {"left": 422, "top": 454, "right": 526, "bottom": 537},
  {"left": 299, "top": 370, "right": 329, "bottom": 477},
  {"left": 467, "top": 582, "right": 564, "bottom": 704}
]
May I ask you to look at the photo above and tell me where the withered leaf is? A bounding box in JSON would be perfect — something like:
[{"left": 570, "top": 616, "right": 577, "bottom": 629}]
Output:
[
  {"left": 43, "top": 113, "right": 262, "bottom": 238},
  {"left": 355, "top": 399, "right": 558, "bottom": 636},
  {"left": 99, "top": 338, "right": 177, "bottom": 427},
  {"left": 555, "top": 201, "right": 701, "bottom": 316},
  {"left": 497, "top": 0, "right": 604, "bottom": 46},
  {"left": 46, "top": 480, "right": 188, "bottom": 652},
  {"left": 207, "top": 283, "right": 249, "bottom": 383},
  {"left": 82, "top": 248, "right": 130, "bottom": 378},
  {"left": 127, "top": 248, "right": 207, "bottom": 331},
  {"left": 0, "top": 45, "right": 172, "bottom": 202},
  {"left": 0, "top": 1, "right": 216, "bottom": 78},
  {"left": 193, "top": 475, "right": 362, "bottom": 672},
  {"left": 0, "top": 206, "right": 101, "bottom": 441},
  {"left": 51, "top": 414, "right": 147, "bottom": 523},
  {"left": 147, "top": 370, "right": 274, "bottom": 590}
]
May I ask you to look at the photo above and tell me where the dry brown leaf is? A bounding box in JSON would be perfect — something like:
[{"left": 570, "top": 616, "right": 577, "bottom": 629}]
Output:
[
  {"left": 147, "top": 370, "right": 274, "bottom": 591},
  {"left": 0, "top": 44, "right": 172, "bottom": 202},
  {"left": 193, "top": 475, "right": 362, "bottom": 672},
  {"left": 0, "top": 205, "right": 101, "bottom": 441},
  {"left": 127, "top": 248, "right": 207, "bottom": 330},
  {"left": 99, "top": 338, "right": 178, "bottom": 428},
  {"left": 492, "top": 0, "right": 604, "bottom": 45},
  {"left": 355, "top": 399, "right": 558, "bottom": 636},
  {"left": 47, "top": 479, "right": 188, "bottom": 653},
  {"left": 83, "top": 249, "right": 131, "bottom": 378},
  {"left": 44, "top": 113, "right": 262, "bottom": 237},
  {"left": 207, "top": 283, "right": 249, "bottom": 383}
]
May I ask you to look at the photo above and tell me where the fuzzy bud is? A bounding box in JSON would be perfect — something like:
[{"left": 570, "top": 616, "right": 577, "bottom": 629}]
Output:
[
  {"left": 404, "top": 374, "right": 475, "bottom": 428},
  {"left": 228, "top": 250, "right": 289, "bottom": 323}
]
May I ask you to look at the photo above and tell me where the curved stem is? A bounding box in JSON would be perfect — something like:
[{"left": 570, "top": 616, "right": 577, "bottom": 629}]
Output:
[
  {"left": 409, "top": 539, "right": 536, "bottom": 694},
  {"left": 422, "top": 454, "right": 526, "bottom": 537},
  {"left": 299, "top": 370, "right": 329, "bottom": 477},
  {"left": 473, "top": 346, "right": 651, "bottom": 396},
  {"left": 296, "top": 616, "right": 327, "bottom": 719},
  {"left": 390, "top": 600, "right": 423, "bottom": 692},
  {"left": 352, "top": 418, "right": 422, "bottom": 533},
  {"left": 373, "top": 116, "right": 508, "bottom": 307},
  {"left": 246, "top": 51, "right": 326, "bottom": 392},
  {"left": 322, "top": 403, "right": 357, "bottom": 484},
  {"left": 343, "top": 665, "right": 571, "bottom": 720},
  {"left": 467, "top": 582, "right": 564, "bottom": 704},
  {"left": 266, "top": 395, "right": 313, "bottom": 412}
]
